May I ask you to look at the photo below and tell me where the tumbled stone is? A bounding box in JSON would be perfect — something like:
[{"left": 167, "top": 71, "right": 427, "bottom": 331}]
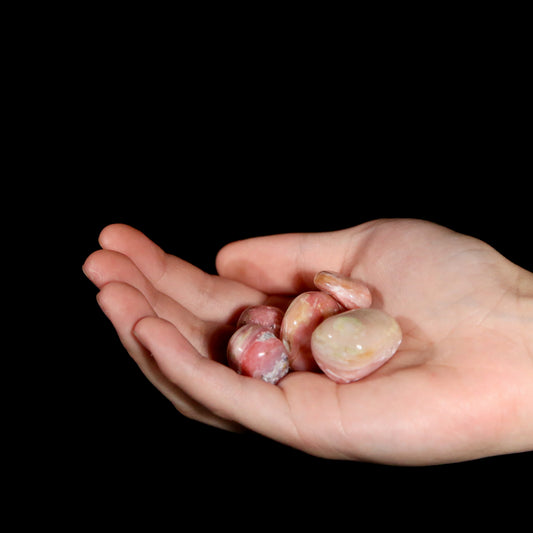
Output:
[
  {"left": 227, "top": 323, "right": 290, "bottom": 384},
  {"left": 280, "top": 291, "right": 343, "bottom": 371},
  {"left": 314, "top": 271, "right": 372, "bottom": 309},
  {"left": 236, "top": 305, "right": 284, "bottom": 337},
  {"left": 311, "top": 308, "right": 402, "bottom": 383}
]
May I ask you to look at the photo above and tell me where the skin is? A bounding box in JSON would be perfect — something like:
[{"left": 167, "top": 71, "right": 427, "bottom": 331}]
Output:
[{"left": 83, "top": 219, "right": 533, "bottom": 465}]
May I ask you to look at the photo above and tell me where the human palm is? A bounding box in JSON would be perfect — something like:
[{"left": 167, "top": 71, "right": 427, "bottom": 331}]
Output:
[{"left": 84, "top": 219, "right": 533, "bottom": 465}]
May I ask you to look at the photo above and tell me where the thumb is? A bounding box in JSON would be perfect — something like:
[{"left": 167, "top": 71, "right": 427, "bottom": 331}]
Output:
[{"left": 215, "top": 226, "right": 361, "bottom": 295}]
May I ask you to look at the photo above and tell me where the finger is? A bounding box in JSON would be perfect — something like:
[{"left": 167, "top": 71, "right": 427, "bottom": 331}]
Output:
[
  {"left": 133, "top": 316, "right": 301, "bottom": 447},
  {"left": 84, "top": 249, "right": 156, "bottom": 295},
  {"left": 85, "top": 250, "right": 232, "bottom": 361},
  {"left": 98, "top": 224, "right": 267, "bottom": 321},
  {"left": 97, "top": 282, "right": 241, "bottom": 432},
  {"left": 96, "top": 281, "right": 180, "bottom": 398},
  {"left": 215, "top": 228, "right": 360, "bottom": 294}
]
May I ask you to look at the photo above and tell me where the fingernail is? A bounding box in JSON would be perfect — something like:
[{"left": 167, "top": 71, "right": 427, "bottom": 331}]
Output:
[{"left": 82, "top": 261, "right": 103, "bottom": 285}]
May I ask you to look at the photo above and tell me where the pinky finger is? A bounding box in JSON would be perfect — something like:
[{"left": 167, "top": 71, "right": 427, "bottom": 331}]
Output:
[
  {"left": 97, "top": 282, "right": 241, "bottom": 432},
  {"left": 133, "top": 316, "right": 300, "bottom": 448}
]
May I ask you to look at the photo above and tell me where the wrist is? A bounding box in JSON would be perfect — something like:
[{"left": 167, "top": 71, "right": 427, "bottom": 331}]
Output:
[
  {"left": 506, "top": 268, "right": 533, "bottom": 453},
  {"left": 480, "top": 262, "right": 533, "bottom": 458},
  {"left": 516, "top": 269, "right": 533, "bottom": 350}
]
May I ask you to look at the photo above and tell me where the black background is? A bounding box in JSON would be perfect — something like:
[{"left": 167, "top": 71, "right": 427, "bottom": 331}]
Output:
[{"left": 29, "top": 14, "right": 532, "bottom": 519}]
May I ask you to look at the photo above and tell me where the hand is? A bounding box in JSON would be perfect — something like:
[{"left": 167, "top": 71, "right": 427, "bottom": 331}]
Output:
[{"left": 83, "top": 220, "right": 533, "bottom": 465}]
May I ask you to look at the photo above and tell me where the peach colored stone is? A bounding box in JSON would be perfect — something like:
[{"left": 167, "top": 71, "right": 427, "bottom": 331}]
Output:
[
  {"left": 314, "top": 271, "right": 372, "bottom": 309},
  {"left": 311, "top": 308, "right": 402, "bottom": 383}
]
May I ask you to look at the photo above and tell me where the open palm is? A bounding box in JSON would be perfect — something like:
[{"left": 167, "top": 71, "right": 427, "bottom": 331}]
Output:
[{"left": 84, "top": 219, "right": 533, "bottom": 465}]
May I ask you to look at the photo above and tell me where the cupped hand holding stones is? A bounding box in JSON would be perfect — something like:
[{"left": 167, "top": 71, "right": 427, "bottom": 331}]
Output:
[
  {"left": 228, "top": 272, "right": 402, "bottom": 384},
  {"left": 85, "top": 221, "right": 533, "bottom": 465}
]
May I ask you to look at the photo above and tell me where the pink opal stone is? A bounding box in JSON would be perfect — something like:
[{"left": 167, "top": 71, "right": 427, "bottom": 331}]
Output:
[
  {"left": 311, "top": 308, "right": 402, "bottom": 383},
  {"left": 280, "top": 291, "right": 344, "bottom": 371},
  {"left": 236, "top": 305, "right": 284, "bottom": 337},
  {"left": 314, "top": 271, "right": 372, "bottom": 309},
  {"left": 227, "top": 323, "right": 290, "bottom": 384}
]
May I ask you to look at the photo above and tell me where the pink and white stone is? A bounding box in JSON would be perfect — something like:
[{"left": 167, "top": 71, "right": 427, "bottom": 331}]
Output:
[
  {"left": 314, "top": 271, "right": 372, "bottom": 309},
  {"left": 311, "top": 308, "right": 402, "bottom": 383},
  {"left": 236, "top": 305, "right": 284, "bottom": 337},
  {"left": 227, "top": 323, "right": 290, "bottom": 384},
  {"left": 280, "top": 291, "right": 344, "bottom": 371}
]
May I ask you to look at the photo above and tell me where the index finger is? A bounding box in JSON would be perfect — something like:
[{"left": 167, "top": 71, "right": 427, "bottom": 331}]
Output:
[{"left": 99, "top": 224, "right": 267, "bottom": 321}]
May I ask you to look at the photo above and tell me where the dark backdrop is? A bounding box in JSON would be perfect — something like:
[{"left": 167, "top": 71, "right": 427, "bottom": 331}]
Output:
[{"left": 51, "top": 28, "right": 532, "bottom": 517}]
